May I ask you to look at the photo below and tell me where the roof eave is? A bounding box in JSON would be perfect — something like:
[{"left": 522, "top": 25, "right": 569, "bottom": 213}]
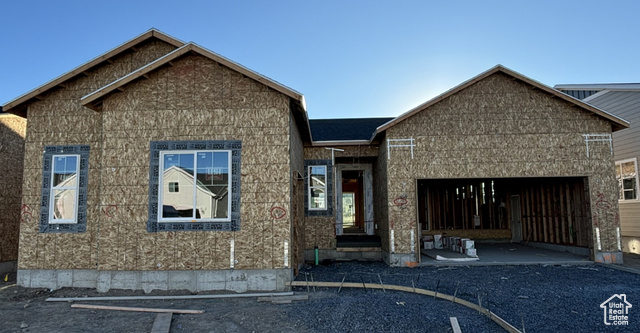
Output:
[
  {"left": 311, "top": 140, "right": 371, "bottom": 147},
  {"left": 1, "top": 29, "right": 185, "bottom": 115}
]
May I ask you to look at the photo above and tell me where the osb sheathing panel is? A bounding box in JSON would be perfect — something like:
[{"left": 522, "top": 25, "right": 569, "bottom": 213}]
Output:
[
  {"left": 0, "top": 115, "right": 26, "bottom": 263},
  {"left": 384, "top": 73, "right": 620, "bottom": 255},
  {"left": 374, "top": 140, "right": 390, "bottom": 252},
  {"left": 304, "top": 216, "right": 336, "bottom": 249},
  {"left": 290, "top": 114, "right": 305, "bottom": 267},
  {"left": 304, "top": 145, "right": 380, "bottom": 160},
  {"left": 18, "top": 40, "right": 180, "bottom": 270},
  {"left": 97, "top": 54, "right": 292, "bottom": 271}
]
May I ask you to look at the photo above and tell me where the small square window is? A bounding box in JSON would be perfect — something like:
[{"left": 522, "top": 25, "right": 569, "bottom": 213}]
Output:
[{"left": 169, "top": 182, "right": 179, "bottom": 193}]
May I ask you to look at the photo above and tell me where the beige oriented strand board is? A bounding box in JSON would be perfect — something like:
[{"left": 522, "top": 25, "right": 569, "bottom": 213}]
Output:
[
  {"left": 384, "top": 72, "right": 619, "bottom": 256},
  {"left": 17, "top": 38, "right": 181, "bottom": 271},
  {"left": 96, "top": 53, "right": 293, "bottom": 271},
  {"left": 0, "top": 115, "right": 25, "bottom": 263}
]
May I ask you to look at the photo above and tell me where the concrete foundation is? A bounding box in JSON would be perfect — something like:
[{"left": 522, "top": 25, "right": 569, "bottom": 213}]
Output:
[
  {"left": 526, "top": 242, "right": 591, "bottom": 257},
  {"left": 594, "top": 251, "right": 624, "bottom": 264},
  {"left": 17, "top": 269, "right": 291, "bottom": 293},
  {"left": 304, "top": 249, "right": 382, "bottom": 263},
  {"left": 0, "top": 260, "right": 17, "bottom": 276},
  {"left": 382, "top": 251, "right": 418, "bottom": 267}
]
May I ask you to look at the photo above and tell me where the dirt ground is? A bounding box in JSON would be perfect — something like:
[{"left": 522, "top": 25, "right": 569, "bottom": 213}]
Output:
[
  {"left": 0, "top": 273, "right": 312, "bottom": 333},
  {"left": 2, "top": 257, "right": 639, "bottom": 333}
]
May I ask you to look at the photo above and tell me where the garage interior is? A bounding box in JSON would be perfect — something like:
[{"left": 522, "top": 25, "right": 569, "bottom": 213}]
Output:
[{"left": 417, "top": 177, "right": 594, "bottom": 263}]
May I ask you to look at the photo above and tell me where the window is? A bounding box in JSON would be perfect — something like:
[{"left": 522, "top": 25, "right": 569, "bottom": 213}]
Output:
[
  {"left": 304, "top": 160, "right": 333, "bottom": 216},
  {"left": 147, "top": 140, "right": 241, "bottom": 232},
  {"left": 50, "top": 155, "right": 80, "bottom": 223},
  {"left": 40, "top": 145, "right": 90, "bottom": 233},
  {"left": 309, "top": 165, "right": 327, "bottom": 210},
  {"left": 616, "top": 158, "right": 639, "bottom": 201},
  {"left": 159, "top": 151, "right": 231, "bottom": 221}
]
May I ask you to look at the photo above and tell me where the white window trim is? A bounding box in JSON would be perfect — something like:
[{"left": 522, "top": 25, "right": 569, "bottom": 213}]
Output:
[
  {"left": 158, "top": 149, "right": 232, "bottom": 222},
  {"left": 308, "top": 165, "right": 328, "bottom": 211},
  {"left": 616, "top": 157, "right": 639, "bottom": 202},
  {"left": 49, "top": 154, "right": 80, "bottom": 224}
]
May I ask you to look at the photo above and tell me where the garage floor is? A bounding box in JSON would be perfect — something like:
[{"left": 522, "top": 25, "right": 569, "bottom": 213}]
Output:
[{"left": 419, "top": 242, "right": 591, "bottom": 266}]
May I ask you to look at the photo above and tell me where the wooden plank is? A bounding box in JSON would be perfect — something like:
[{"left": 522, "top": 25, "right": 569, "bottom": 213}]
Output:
[
  {"left": 546, "top": 184, "right": 554, "bottom": 244},
  {"left": 565, "top": 182, "right": 574, "bottom": 244},
  {"left": 559, "top": 182, "right": 567, "bottom": 244},
  {"left": 151, "top": 313, "right": 172, "bottom": 333},
  {"left": 47, "top": 292, "right": 293, "bottom": 302},
  {"left": 336, "top": 247, "right": 381, "bottom": 252},
  {"left": 70, "top": 304, "right": 204, "bottom": 314},
  {"left": 541, "top": 184, "right": 548, "bottom": 243},
  {"left": 450, "top": 317, "right": 463, "bottom": 333},
  {"left": 257, "top": 295, "right": 309, "bottom": 302}
]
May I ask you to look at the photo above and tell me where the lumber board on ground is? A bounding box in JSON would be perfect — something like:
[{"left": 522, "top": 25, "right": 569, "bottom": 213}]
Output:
[
  {"left": 70, "top": 303, "right": 204, "bottom": 314},
  {"left": 47, "top": 292, "right": 293, "bottom": 302},
  {"left": 257, "top": 295, "right": 308, "bottom": 302},
  {"left": 151, "top": 313, "right": 173, "bottom": 333},
  {"left": 450, "top": 317, "right": 462, "bottom": 333}
]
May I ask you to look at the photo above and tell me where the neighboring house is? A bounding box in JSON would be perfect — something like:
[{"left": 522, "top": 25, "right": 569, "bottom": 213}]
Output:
[
  {"left": 555, "top": 84, "right": 640, "bottom": 254},
  {"left": 1, "top": 29, "right": 629, "bottom": 292},
  {"left": 0, "top": 111, "right": 26, "bottom": 276}
]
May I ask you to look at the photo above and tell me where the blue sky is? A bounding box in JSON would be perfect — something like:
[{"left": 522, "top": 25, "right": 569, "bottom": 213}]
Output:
[{"left": 1, "top": 1, "right": 639, "bottom": 119}]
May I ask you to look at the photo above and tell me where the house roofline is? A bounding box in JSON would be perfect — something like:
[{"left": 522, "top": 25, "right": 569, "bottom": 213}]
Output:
[
  {"left": 80, "top": 42, "right": 312, "bottom": 143},
  {"left": 81, "top": 43, "right": 305, "bottom": 109},
  {"left": 1, "top": 29, "right": 185, "bottom": 116},
  {"left": 371, "top": 65, "right": 630, "bottom": 140},
  {"left": 311, "top": 140, "right": 372, "bottom": 147},
  {"left": 555, "top": 83, "right": 640, "bottom": 91}
]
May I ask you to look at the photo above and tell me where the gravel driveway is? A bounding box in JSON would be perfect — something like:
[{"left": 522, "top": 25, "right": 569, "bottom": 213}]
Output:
[{"left": 288, "top": 262, "right": 640, "bottom": 332}]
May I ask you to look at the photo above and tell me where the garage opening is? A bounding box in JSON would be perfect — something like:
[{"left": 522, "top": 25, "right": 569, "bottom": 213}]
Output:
[{"left": 417, "top": 177, "right": 592, "bottom": 248}]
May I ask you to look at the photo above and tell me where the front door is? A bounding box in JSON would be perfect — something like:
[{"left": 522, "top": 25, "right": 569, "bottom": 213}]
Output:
[
  {"left": 510, "top": 195, "right": 523, "bottom": 243},
  {"left": 335, "top": 164, "right": 374, "bottom": 236}
]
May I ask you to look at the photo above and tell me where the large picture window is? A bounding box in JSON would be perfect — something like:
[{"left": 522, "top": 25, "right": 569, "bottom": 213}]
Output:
[
  {"left": 148, "top": 140, "right": 241, "bottom": 232},
  {"left": 159, "top": 151, "right": 231, "bottom": 221},
  {"left": 616, "top": 158, "right": 639, "bottom": 201},
  {"left": 40, "top": 145, "right": 90, "bottom": 233}
]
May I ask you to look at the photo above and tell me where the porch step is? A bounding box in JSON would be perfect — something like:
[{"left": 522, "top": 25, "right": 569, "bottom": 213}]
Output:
[
  {"left": 336, "top": 247, "right": 381, "bottom": 252},
  {"left": 336, "top": 235, "right": 381, "bottom": 248}
]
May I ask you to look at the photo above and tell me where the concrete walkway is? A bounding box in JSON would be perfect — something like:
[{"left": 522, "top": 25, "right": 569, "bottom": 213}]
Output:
[{"left": 419, "top": 243, "right": 591, "bottom": 266}]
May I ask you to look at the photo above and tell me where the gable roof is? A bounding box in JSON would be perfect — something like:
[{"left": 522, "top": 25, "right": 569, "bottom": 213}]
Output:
[
  {"left": 81, "top": 42, "right": 306, "bottom": 109},
  {"left": 1, "top": 29, "right": 185, "bottom": 117},
  {"left": 374, "top": 65, "right": 630, "bottom": 139},
  {"left": 310, "top": 117, "right": 394, "bottom": 143},
  {"left": 81, "top": 42, "right": 311, "bottom": 141}
]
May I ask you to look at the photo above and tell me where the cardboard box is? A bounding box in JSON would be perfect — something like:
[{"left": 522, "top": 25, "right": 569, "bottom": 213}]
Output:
[
  {"left": 463, "top": 240, "right": 475, "bottom": 249},
  {"left": 433, "top": 234, "right": 443, "bottom": 249},
  {"left": 467, "top": 248, "right": 477, "bottom": 257}
]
